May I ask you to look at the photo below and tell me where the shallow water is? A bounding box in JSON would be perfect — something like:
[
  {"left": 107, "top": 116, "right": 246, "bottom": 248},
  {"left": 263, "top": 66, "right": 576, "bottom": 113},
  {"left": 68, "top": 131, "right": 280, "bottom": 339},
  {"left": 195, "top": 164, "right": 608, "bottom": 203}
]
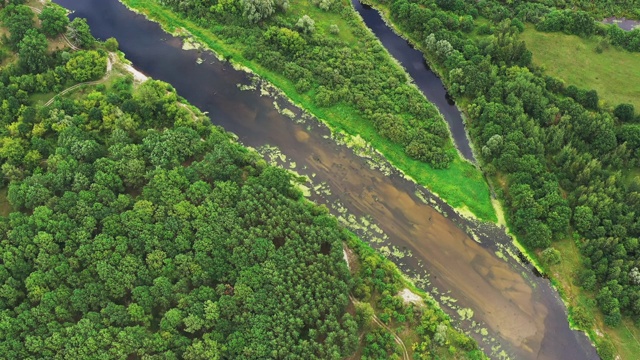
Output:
[
  {"left": 603, "top": 17, "right": 640, "bottom": 31},
  {"left": 53, "top": 1, "right": 598, "bottom": 358}
]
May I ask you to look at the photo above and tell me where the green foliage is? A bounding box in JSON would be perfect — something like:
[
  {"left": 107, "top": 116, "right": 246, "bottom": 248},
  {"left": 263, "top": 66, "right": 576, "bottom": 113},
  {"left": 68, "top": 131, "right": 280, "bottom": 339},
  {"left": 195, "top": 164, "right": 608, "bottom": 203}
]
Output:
[
  {"left": 296, "top": 14, "right": 315, "bottom": 34},
  {"left": 614, "top": 103, "right": 635, "bottom": 122},
  {"left": 38, "top": 3, "right": 69, "bottom": 38},
  {"left": 104, "top": 37, "right": 119, "bottom": 52},
  {"left": 17, "top": 28, "right": 48, "bottom": 73},
  {"left": 569, "top": 305, "right": 594, "bottom": 329},
  {"left": 264, "top": 26, "right": 306, "bottom": 56},
  {"left": 67, "top": 17, "right": 96, "bottom": 48},
  {"left": 541, "top": 247, "right": 562, "bottom": 265},
  {"left": 241, "top": 0, "right": 274, "bottom": 23},
  {"left": 597, "top": 337, "right": 617, "bottom": 360},
  {"left": 1, "top": 4, "right": 33, "bottom": 48},
  {"left": 362, "top": 328, "right": 401, "bottom": 359},
  {"left": 65, "top": 50, "right": 107, "bottom": 82}
]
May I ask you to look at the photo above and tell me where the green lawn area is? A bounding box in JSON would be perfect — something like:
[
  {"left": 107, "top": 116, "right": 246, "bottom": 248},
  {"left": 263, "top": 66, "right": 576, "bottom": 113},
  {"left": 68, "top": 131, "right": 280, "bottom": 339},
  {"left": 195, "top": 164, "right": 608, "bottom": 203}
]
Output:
[
  {"left": 520, "top": 25, "right": 640, "bottom": 109},
  {"left": 121, "top": 0, "right": 497, "bottom": 222}
]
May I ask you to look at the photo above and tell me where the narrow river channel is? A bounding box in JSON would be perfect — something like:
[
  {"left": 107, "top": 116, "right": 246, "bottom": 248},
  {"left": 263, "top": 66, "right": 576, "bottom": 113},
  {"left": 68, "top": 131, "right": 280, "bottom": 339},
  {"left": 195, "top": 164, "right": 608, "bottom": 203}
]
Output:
[
  {"left": 351, "top": 0, "right": 475, "bottom": 163},
  {"left": 54, "top": 1, "right": 598, "bottom": 359}
]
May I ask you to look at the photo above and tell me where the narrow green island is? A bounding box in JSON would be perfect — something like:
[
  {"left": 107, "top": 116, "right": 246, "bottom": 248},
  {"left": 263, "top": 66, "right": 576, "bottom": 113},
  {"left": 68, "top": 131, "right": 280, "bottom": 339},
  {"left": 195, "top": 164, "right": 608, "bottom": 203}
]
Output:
[{"left": 0, "top": 2, "right": 485, "bottom": 359}]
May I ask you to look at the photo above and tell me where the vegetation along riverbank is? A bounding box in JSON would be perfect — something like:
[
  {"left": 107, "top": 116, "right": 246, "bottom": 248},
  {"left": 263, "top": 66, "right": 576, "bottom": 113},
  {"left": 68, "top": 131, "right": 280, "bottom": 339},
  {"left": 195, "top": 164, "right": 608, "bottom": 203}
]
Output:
[
  {"left": 361, "top": 0, "right": 640, "bottom": 359},
  {"left": 119, "top": 0, "right": 497, "bottom": 223},
  {"left": 0, "top": 1, "right": 486, "bottom": 359}
]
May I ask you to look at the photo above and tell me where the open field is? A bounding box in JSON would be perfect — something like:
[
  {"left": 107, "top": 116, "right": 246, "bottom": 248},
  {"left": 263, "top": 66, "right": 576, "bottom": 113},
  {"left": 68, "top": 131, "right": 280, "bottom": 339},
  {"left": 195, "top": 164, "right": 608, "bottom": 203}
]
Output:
[{"left": 520, "top": 25, "right": 640, "bottom": 109}]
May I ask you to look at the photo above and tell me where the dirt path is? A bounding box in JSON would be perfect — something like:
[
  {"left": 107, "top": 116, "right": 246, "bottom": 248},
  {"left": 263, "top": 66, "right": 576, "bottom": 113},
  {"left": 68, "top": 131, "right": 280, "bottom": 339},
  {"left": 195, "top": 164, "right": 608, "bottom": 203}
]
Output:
[
  {"left": 28, "top": 5, "right": 80, "bottom": 50},
  {"left": 44, "top": 53, "right": 114, "bottom": 107},
  {"left": 349, "top": 295, "right": 409, "bottom": 360}
]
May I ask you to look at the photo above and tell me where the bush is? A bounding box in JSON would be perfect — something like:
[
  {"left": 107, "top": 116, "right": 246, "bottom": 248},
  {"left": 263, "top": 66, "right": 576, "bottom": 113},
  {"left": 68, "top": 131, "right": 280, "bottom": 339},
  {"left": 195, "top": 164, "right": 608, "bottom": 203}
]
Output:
[
  {"left": 105, "top": 37, "right": 119, "bottom": 52},
  {"left": 614, "top": 103, "right": 635, "bottom": 122},
  {"left": 476, "top": 24, "right": 493, "bottom": 35},
  {"left": 597, "top": 338, "right": 616, "bottom": 360},
  {"left": 569, "top": 305, "right": 593, "bottom": 329},
  {"left": 541, "top": 247, "right": 561, "bottom": 265}
]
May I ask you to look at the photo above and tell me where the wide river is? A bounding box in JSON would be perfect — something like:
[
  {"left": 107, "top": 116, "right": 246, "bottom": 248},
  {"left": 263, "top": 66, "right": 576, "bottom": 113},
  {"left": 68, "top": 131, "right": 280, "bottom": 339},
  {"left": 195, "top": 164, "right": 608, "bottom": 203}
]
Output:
[{"left": 54, "top": 1, "right": 598, "bottom": 359}]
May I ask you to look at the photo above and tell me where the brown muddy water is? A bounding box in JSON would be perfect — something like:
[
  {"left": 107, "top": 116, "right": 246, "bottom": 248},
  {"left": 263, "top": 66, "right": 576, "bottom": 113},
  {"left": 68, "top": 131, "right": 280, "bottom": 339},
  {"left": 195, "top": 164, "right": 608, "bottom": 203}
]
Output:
[{"left": 54, "top": 0, "right": 598, "bottom": 359}]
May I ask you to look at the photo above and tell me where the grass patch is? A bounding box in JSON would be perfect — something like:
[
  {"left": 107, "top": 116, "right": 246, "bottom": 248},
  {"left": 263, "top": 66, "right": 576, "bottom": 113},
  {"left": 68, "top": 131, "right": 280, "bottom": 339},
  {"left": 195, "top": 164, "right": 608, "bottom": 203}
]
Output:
[
  {"left": 120, "top": 0, "right": 497, "bottom": 222},
  {"left": 520, "top": 25, "right": 640, "bottom": 109}
]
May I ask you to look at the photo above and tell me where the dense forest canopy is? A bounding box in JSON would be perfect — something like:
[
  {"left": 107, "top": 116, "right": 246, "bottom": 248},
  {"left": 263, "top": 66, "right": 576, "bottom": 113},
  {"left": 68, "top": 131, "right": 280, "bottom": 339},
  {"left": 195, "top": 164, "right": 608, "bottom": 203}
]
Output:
[
  {"left": 0, "top": 3, "right": 360, "bottom": 358},
  {"left": 0, "top": 3, "right": 486, "bottom": 359}
]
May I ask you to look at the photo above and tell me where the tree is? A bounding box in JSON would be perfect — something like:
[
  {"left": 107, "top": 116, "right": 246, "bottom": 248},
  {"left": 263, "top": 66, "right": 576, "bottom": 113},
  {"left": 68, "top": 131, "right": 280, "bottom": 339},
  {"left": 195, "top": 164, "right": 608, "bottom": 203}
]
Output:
[
  {"left": 18, "top": 28, "right": 48, "bottom": 73},
  {"left": 541, "top": 247, "right": 561, "bottom": 265},
  {"left": 296, "top": 15, "right": 315, "bottom": 34},
  {"left": 614, "top": 103, "right": 635, "bottom": 122},
  {"left": 241, "top": 0, "right": 274, "bottom": 23},
  {"left": 38, "top": 3, "right": 69, "bottom": 37},
  {"left": 1, "top": 4, "right": 33, "bottom": 47},
  {"left": 66, "top": 50, "right": 107, "bottom": 82},
  {"left": 67, "top": 17, "right": 95, "bottom": 48}
]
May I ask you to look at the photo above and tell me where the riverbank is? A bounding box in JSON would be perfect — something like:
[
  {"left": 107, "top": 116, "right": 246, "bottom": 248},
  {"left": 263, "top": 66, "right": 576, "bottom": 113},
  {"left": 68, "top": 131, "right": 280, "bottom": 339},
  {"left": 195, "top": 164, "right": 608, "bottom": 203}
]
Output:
[
  {"left": 362, "top": 1, "right": 634, "bottom": 359},
  {"left": 118, "top": 0, "right": 497, "bottom": 223},
  {"left": 343, "top": 232, "right": 487, "bottom": 359}
]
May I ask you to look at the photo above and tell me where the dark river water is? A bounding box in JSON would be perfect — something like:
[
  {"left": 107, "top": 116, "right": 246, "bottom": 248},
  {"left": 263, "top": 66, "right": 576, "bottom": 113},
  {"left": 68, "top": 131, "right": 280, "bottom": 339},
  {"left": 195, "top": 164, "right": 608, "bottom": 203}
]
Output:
[
  {"left": 352, "top": 0, "right": 475, "bottom": 162},
  {"left": 53, "top": 1, "right": 598, "bottom": 359}
]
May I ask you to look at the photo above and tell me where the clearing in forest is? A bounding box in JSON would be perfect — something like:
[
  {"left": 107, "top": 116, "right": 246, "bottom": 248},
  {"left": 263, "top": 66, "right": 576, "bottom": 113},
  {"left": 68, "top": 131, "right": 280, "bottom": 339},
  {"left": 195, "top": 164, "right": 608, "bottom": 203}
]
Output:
[{"left": 520, "top": 25, "right": 640, "bottom": 109}]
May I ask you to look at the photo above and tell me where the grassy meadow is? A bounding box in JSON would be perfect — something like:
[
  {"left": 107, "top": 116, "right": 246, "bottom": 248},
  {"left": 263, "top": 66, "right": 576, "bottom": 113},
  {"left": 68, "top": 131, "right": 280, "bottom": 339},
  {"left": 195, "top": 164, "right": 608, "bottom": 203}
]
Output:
[{"left": 520, "top": 25, "right": 640, "bottom": 109}]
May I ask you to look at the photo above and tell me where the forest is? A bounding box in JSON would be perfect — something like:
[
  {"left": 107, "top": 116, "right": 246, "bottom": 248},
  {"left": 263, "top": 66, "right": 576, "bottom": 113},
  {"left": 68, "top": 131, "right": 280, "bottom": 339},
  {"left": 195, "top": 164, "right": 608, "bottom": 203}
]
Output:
[{"left": 0, "top": 2, "right": 483, "bottom": 359}]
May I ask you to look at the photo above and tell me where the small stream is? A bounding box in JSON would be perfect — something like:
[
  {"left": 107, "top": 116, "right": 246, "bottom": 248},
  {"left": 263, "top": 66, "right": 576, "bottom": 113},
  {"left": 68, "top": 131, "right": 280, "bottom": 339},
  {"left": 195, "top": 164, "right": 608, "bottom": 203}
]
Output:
[
  {"left": 351, "top": 0, "right": 475, "bottom": 162},
  {"left": 603, "top": 17, "right": 640, "bottom": 31},
  {"left": 53, "top": 1, "right": 598, "bottom": 359}
]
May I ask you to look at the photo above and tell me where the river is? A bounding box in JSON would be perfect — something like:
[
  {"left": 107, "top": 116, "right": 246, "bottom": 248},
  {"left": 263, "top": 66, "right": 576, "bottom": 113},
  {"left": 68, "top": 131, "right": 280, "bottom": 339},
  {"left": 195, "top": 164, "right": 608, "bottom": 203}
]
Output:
[{"left": 53, "top": 1, "right": 598, "bottom": 359}]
